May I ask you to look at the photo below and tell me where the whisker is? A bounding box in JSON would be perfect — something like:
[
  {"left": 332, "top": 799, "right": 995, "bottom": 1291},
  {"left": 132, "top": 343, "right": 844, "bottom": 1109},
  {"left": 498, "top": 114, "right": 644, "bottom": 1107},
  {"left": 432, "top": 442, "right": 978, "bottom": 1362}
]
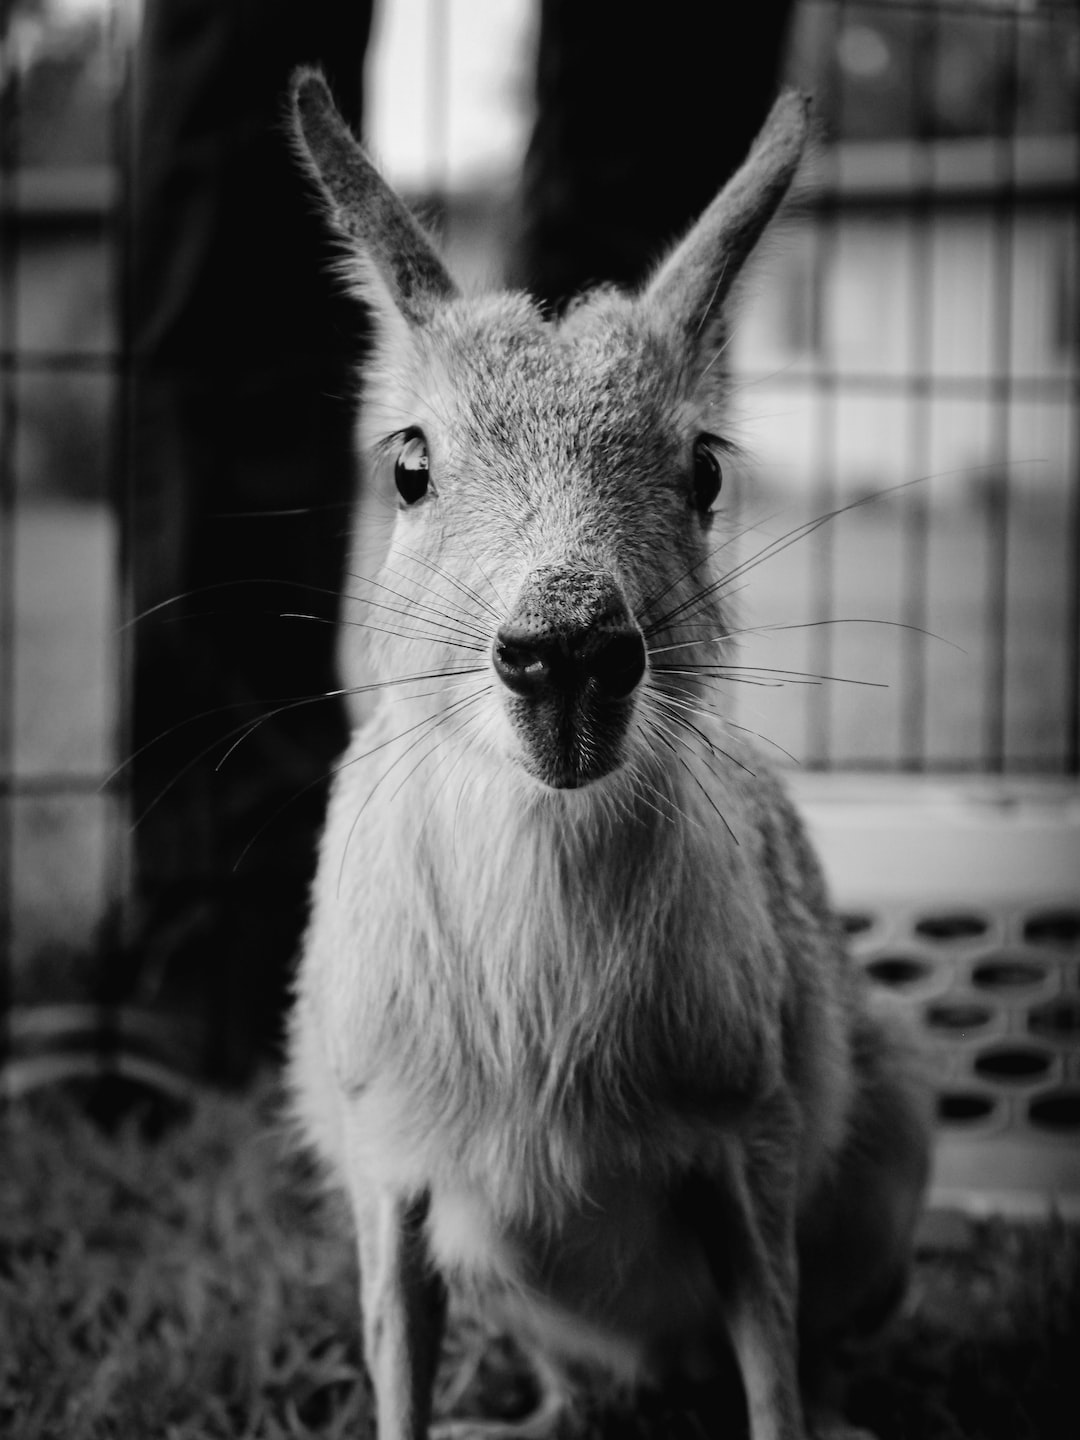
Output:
[
  {"left": 337, "top": 689, "right": 488, "bottom": 890},
  {"left": 337, "top": 616, "right": 486, "bottom": 652},
  {"left": 637, "top": 711, "right": 731, "bottom": 841},
  {"left": 650, "top": 666, "right": 787, "bottom": 690},
  {"left": 721, "top": 357, "right": 799, "bottom": 396},
  {"left": 114, "top": 665, "right": 486, "bottom": 807},
  {"left": 645, "top": 686, "right": 732, "bottom": 738},
  {"left": 111, "top": 688, "right": 356, "bottom": 801},
  {"left": 391, "top": 544, "right": 503, "bottom": 622},
  {"left": 233, "top": 692, "right": 480, "bottom": 876},
  {"left": 349, "top": 569, "right": 491, "bottom": 644},
  {"left": 645, "top": 471, "right": 951, "bottom": 638},
  {"left": 647, "top": 690, "right": 757, "bottom": 778},
  {"left": 638, "top": 512, "right": 762, "bottom": 626},
  {"left": 378, "top": 567, "right": 494, "bottom": 638},
  {"left": 693, "top": 265, "right": 729, "bottom": 339},
  {"left": 454, "top": 537, "right": 508, "bottom": 613},
  {"left": 646, "top": 678, "right": 791, "bottom": 763},
  {"left": 624, "top": 736, "right": 688, "bottom": 829},
  {"left": 211, "top": 667, "right": 484, "bottom": 779},
  {"left": 404, "top": 691, "right": 489, "bottom": 797},
  {"left": 653, "top": 662, "right": 887, "bottom": 689},
  {"left": 130, "top": 567, "right": 487, "bottom": 654},
  {"left": 671, "top": 745, "right": 738, "bottom": 846},
  {"left": 134, "top": 601, "right": 490, "bottom": 659},
  {"left": 205, "top": 501, "right": 354, "bottom": 519},
  {"left": 722, "top": 719, "right": 799, "bottom": 766},
  {"left": 381, "top": 674, "right": 493, "bottom": 705},
  {"left": 720, "top": 616, "right": 965, "bottom": 653},
  {"left": 416, "top": 700, "right": 496, "bottom": 840},
  {"left": 647, "top": 615, "right": 959, "bottom": 659},
  {"left": 120, "top": 576, "right": 353, "bottom": 632},
  {"left": 697, "top": 311, "right": 736, "bottom": 380}
]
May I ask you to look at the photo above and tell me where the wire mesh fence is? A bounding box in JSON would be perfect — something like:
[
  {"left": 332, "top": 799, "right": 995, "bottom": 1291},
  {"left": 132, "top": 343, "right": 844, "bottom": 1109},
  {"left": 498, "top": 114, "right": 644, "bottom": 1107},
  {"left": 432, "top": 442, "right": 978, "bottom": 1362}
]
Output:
[
  {"left": 1, "top": 0, "right": 1077, "bottom": 1098},
  {"left": 744, "top": 0, "right": 1080, "bottom": 775}
]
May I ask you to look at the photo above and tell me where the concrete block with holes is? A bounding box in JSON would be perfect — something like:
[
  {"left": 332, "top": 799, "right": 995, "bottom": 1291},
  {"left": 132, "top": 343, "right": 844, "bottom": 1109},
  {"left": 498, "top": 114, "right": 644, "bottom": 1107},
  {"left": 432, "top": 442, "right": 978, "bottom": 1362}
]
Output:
[{"left": 793, "top": 773, "right": 1080, "bottom": 1218}]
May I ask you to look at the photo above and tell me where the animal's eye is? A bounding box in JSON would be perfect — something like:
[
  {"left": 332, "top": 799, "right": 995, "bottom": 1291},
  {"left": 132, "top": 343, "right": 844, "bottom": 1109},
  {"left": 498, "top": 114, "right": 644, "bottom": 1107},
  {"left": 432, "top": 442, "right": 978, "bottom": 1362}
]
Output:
[
  {"left": 394, "top": 429, "right": 431, "bottom": 506},
  {"left": 691, "top": 435, "right": 722, "bottom": 514}
]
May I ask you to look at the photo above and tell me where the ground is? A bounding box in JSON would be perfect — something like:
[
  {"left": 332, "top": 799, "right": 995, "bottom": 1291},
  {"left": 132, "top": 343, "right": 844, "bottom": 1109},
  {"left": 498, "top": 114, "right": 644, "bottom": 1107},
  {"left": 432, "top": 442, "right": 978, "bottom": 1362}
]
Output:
[{"left": 1, "top": 1077, "right": 1077, "bottom": 1440}]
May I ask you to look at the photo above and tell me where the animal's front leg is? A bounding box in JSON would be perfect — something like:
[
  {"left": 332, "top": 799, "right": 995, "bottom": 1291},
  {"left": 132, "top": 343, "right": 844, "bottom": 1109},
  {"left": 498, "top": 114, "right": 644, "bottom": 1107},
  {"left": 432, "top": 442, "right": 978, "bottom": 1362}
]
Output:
[
  {"left": 726, "top": 1233, "right": 804, "bottom": 1440},
  {"left": 683, "top": 1125, "right": 807, "bottom": 1440},
  {"left": 352, "top": 1185, "right": 447, "bottom": 1440}
]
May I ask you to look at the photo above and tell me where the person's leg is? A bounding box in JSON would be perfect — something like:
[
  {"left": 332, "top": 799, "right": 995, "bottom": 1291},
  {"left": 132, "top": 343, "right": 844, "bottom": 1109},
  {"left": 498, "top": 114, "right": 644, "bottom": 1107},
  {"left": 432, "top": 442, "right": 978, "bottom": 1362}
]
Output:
[
  {"left": 512, "top": 0, "right": 797, "bottom": 308},
  {"left": 128, "top": 0, "right": 372, "bottom": 1080}
]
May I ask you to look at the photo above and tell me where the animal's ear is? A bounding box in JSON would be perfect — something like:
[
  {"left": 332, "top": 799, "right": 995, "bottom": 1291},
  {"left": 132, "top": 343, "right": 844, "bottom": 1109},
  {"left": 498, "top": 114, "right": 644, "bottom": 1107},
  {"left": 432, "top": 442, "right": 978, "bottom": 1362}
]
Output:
[
  {"left": 289, "top": 67, "right": 458, "bottom": 325},
  {"left": 641, "top": 91, "right": 810, "bottom": 361}
]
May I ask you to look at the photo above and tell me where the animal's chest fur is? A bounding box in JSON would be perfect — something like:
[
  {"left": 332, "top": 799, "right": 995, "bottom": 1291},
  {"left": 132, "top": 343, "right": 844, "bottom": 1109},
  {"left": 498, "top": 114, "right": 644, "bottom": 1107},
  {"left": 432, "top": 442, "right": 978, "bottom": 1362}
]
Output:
[
  {"left": 424, "top": 1164, "right": 729, "bottom": 1381},
  {"left": 295, "top": 733, "right": 785, "bottom": 1221}
]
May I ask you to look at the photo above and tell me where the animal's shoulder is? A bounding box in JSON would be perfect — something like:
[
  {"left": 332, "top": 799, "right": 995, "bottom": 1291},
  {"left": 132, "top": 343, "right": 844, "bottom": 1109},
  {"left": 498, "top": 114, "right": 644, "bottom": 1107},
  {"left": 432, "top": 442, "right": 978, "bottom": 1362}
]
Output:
[{"left": 734, "top": 758, "right": 839, "bottom": 944}]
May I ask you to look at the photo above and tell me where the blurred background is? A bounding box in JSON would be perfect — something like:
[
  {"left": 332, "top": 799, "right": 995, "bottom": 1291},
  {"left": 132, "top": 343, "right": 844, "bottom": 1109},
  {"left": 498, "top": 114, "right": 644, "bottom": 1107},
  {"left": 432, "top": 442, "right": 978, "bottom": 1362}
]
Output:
[{"left": 0, "top": 0, "right": 1078, "bottom": 1193}]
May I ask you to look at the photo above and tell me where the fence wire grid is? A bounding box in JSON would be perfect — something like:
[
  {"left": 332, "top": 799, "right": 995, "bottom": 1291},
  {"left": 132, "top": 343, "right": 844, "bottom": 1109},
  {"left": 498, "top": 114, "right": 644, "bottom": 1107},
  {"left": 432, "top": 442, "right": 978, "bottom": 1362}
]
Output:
[{"left": 1, "top": 0, "right": 1078, "bottom": 1095}]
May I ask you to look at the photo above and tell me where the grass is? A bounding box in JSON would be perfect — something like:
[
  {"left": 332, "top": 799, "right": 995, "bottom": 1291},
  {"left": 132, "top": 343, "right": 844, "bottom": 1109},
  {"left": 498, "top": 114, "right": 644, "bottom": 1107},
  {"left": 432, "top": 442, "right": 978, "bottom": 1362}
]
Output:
[{"left": 2, "top": 1077, "right": 1078, "bottom": 1440}]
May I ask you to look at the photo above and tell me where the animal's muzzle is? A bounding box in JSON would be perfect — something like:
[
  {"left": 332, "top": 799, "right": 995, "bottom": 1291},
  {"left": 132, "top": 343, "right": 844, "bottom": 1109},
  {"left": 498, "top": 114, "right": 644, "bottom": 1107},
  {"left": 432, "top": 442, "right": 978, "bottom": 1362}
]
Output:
[{"left": 492, "top": 571, "right": 646, "bottom": 703}]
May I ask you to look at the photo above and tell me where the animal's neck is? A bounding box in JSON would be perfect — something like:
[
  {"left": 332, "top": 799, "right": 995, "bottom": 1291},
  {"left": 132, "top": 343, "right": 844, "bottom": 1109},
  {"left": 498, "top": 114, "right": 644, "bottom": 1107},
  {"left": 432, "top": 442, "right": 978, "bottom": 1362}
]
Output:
[
  {"left": 389, "top": 749, "right": 762, "bottom": 1048},
  {"left": 410, "top": 757, "right": 696, "bottom": 936},
  {"left": 318, "top": 740, "right": 781, "bottom": 1209},
  {"left": 368, "top": 752, "right": 776, "bottom": 1198}
]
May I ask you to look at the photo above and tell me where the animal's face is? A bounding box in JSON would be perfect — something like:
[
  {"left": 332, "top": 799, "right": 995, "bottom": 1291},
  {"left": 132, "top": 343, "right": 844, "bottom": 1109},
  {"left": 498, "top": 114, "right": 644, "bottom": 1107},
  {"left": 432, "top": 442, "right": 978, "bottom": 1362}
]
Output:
[
  {"left": 290, "top": 69, "right": 808, "bottom": 795},
  {"left": 356, "top": 290, "right": 732, "bottom": 790}
]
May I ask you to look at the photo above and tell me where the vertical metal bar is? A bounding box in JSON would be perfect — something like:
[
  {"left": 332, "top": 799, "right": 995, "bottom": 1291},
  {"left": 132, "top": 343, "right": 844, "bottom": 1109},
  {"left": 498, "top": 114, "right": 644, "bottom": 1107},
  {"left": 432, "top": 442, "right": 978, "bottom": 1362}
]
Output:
[
  {"left": 805, "top": 308, "right": 838, "bottom": 768},
  {"left": 1067, "top": 221, "right": 1080, "bottom": 775},
  {"left": 426, "top": 0, "right": 451, "bottom": 236},
  {"left": 898, "top": 1, "right": 937, "bottom": 771},
  {"left": 1063, "top": 5, "right": 1080, "bottom": 775},
  {"left": 983, "top": 5, "right": 1019, "bottom": 773},
  {"left": 0, "top": 5, "right": 21, "bottom": 1066},
  {"left": 102, "top": 0, "right": 135, "bottom": 990},
  {"left": 805, "top": 0, "right": 845, "bottom": 768}
]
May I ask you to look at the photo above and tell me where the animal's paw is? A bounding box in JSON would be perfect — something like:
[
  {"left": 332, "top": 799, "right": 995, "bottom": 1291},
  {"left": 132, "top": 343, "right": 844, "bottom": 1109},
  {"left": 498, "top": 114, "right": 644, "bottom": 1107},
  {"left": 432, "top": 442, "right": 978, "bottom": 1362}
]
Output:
[
  {"left": 431, "top": 1385, "right": 572, "bottom": 1440},
  {"left": 810, "top": 1421, "right": 880, "bottom": 1440},
  {"left": 432, "top": 1345, "right": 574, "bottom": 1439}
]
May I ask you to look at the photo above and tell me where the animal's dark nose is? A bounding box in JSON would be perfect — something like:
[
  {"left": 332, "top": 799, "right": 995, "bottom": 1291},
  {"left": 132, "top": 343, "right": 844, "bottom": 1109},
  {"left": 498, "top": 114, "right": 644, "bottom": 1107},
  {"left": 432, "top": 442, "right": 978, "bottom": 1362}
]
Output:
[{"left": 493, "top": 614, "right": 646, "bottom": 701}]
